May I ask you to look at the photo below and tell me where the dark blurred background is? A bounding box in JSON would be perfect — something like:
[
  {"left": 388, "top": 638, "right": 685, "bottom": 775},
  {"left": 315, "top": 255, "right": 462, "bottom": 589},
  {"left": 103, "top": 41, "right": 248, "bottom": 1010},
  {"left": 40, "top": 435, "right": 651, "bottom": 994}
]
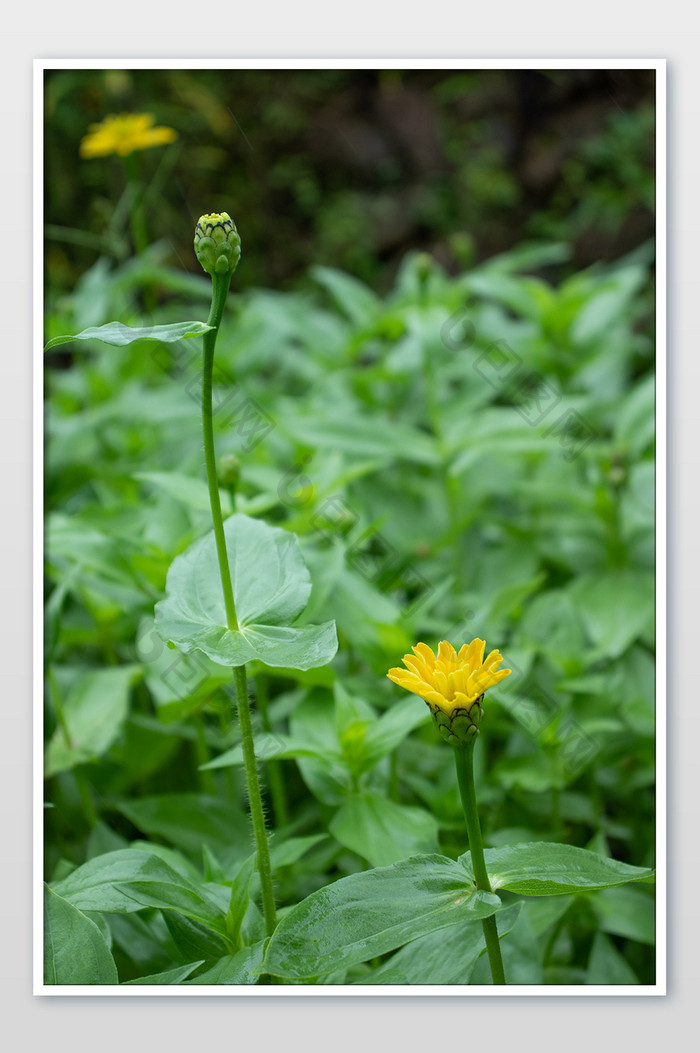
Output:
[{"left": 45, "top": 67, "right": 655, "bottom": 294}]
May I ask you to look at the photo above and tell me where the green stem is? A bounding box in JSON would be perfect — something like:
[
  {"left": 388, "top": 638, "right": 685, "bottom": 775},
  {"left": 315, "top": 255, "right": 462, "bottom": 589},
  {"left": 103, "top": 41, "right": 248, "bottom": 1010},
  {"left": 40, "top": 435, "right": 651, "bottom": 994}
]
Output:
[
  {"left": 123, "top": 153, "right": 149, "bottom": 257},
  {"left": 201, "top": 274, "right": 277, "bottom": 939},
  {"left": 234, "top": 664, "right": 278, "bottom": 937},
  {"left": 453, "top": 741, "right": 506, "bottom": 985},
  {"left": 255, "top": 675, "right": 289, "bottom": 828},
  {"left": 202, "top": 271, "right": 238, "bottom": 631}
]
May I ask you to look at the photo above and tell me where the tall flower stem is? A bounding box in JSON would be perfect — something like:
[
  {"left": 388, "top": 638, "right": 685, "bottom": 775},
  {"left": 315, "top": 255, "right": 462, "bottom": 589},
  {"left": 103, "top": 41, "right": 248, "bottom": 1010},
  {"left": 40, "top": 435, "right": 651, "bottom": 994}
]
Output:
[
  {"left": 202, "top": 271, "right": 238, "bottom": 632},
  {"left": 123, "top": 153, "right": 149, "bottom": 257},
  {"left": 233, "top": 664, "right": 278, "bottom": 937},
  {"left": 453, "top": 741, "right": 506, "bottom": 985},
  {"left": 201, "top": 269, "right": 277, "bottom": 938}
]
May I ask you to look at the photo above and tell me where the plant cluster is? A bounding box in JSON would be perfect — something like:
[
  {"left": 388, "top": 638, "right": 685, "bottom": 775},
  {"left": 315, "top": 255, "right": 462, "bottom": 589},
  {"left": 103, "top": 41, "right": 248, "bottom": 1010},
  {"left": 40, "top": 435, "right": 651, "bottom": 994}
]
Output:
[{"left": 45, "top": 194, "right": 655, "bottom": 985}]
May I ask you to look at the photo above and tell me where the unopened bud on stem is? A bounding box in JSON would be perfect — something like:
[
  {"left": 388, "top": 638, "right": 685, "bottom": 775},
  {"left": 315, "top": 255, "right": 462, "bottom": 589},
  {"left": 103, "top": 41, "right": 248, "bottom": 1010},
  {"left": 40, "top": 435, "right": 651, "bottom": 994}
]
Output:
[
  {"left": 218, "top": 453, "right": 241, "bottom": 490},
  {"left": 194, "top": 212, "right": 241, "bottom": 277}
]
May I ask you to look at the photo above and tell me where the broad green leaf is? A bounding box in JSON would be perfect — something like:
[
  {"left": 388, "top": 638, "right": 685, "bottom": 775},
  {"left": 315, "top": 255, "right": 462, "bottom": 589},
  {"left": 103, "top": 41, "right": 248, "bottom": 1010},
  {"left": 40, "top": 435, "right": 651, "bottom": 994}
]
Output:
[
  {"left": 569, "top": 569, "right": 653, "bottom": 659},
  {"left": 459, "top": 842, "right": 654, "bottom": 896},
  {"left": 269, "top": 834, "right": 329, "bottom": 870},
  {"left": 44, "top": 886, "right": 118, "bottom": 985},
  {"left": 200, "top": 733, "right": 335, "bottom": 770},
  {"left": 52, "top": 849, "right": 219, "bottom": 916},
  {"left": 162, "top": 911, "right": 230, "bottom": 960},
  {"left": 263, "top": 854, "right": 501, "bottom": 978},
  {"left": 134, "top": 471, "right": 233, "bottom": 516},
  {"left": 586, "top": 932, "right": 639, "bottom": 984},
  {"left": 155, "top": 514, "right": 338, "bottom": 669},
  {"left": 45, "top": 665, "right": 139, "bottom": 776},
  {"left": 282, "top": 405, "right": 440, "bottom": 466},
  {"left": 115, "top": 880, "right": 227, "bottom": 934},
  {"left": 44, "top": 320, "right": 213, "bottom": 351},
  {"left": 182, "top": 942, "right": 264, "bottom": 985},
  {"left": 522, "top": 895, "right": 574, "bottom": 937},
  {"left": 289, "top": 695, "right": 354, "bottom": 805},
  {"left": 357, "top": 696, "right": 430, "bottom": 771},
  {"left": 593, "top": 884, "right": 655, "bottom": 945},
  {"left": 569, "top": 266, "right": 646, "bottom": 346},
  {"left": 114, "top": 794, "right": 250, "bottom": 858},
  {"left": 517, "top": 590, "right": 588, "bottom": 672},
  {"left": 310, "top": 264, "right": 381, "bottom": 327},
  {"left": 329, "top": 793, "right": 440, "bottom": 868},
  {"left": 359, "top": 904, "right": 521, "bottom": 985},
  {"left": 122, "top": 962, "right": 204, "bottom": 985}
]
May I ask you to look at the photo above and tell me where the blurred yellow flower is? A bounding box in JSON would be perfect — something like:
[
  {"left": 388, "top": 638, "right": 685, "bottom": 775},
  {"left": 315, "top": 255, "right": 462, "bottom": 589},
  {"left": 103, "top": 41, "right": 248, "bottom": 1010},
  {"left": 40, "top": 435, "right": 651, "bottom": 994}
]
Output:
[
  {"left": 387, "top": 639, "right": 511, "bottom": 743},
  {"left": 80, "top": 113, "right": 178, "bottom": 158}
]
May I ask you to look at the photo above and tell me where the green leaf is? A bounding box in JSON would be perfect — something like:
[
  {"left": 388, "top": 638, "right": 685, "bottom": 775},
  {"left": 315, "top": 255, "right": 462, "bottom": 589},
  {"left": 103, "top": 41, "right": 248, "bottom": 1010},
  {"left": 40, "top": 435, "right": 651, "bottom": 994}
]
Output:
[
  {"left": 310, "top": 265, "right": 381, "bottom": 327},
  {"left": 459, "top": 842, "right": 654, "bottom": 896},
  {"left": 114, "top": 794, "right": 251, "bottom": 859},
  {"left": 155, "top": 514, "right": 338, "bottom": 670},
  {"left": 200, "top": 733, "right": 334, "bottom": 771},
  {"left": 568, "top": 569, "right": 653, "bottom": 659},
  {"left": 586, "top": 932, "right": 639, "bottom": 984},
  {"left": 225, "top": 854, "right": 257, "bottom": 949},
  {"left": 593, "top": 885, "right": 655, "bottom": 945},
  {"left": 329, "top": 793, "right": 440, "bottom": 868},
  {"left": 182, "top": 942, "right": 264, "bottom": 985},
  {"left": 52, "top": 849, "right": 218, "bottom": 917},
  {"left": 114, "top": 880, "right": 227, "bottom": 934},
  {"left": 569, "top": 266, "right": 646, "bottom": 346},
  {"left": 44, "top": 320, "right": 214, "bottom": 352},
  {"left": 134, "top": 471, "right": 233, "bottom": 516},
  {"left": 122, "top": 962, "right": 204, "bottom": 985},
  {"left": 161, "top": 912, "right": 230, "bottom": 960},
  {"left": 269, "top": 834, "right": 329, "bottom": 870},
  {"left": 44, "top": 885, "right": 118, "bottom": 985},
  {"left": 359, "top": 904, "right": 521, "bottom": 985},
  {"left": 45, "top": 666, "right": 139, "bottom": 777},
  {"left": 357, "top": 696, "right": 430, "bottom": 772},
  {"left": 263, "top": 854, "right": 501, "bottom": 978}
]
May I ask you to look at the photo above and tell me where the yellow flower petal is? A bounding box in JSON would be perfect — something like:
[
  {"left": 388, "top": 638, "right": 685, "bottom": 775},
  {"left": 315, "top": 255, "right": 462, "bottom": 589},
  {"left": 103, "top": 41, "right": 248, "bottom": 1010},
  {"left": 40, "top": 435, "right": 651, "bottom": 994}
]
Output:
[
  {"left": 80, "top": 112, "right": 178, "bottom": 159},
  {"left": 387, "top": 638, "right": 511, "bottom": 719}
]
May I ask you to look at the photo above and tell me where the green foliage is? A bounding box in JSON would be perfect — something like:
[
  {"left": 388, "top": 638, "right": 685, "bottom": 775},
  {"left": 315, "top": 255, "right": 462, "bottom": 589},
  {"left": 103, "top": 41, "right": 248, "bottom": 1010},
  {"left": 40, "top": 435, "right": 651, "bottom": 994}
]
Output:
[
  {"left": 155, "top": 514, "right": 338, "bottom": 669},
  {"left": 45, "top": 230, "right": 656, "bottom": 985}
]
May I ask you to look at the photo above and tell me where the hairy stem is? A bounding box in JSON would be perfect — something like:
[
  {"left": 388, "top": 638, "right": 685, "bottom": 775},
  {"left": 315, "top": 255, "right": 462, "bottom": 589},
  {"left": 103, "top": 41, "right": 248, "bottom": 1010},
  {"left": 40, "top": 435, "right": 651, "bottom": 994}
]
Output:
[{"left": 234, "top": 664, "right": 278, "bottom": 937}]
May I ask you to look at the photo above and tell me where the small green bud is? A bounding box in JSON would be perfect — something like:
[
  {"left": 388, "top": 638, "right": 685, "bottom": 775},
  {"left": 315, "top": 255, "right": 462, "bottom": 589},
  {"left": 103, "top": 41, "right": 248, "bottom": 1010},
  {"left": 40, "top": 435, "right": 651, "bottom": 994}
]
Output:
[
  {"left": 194, "top": 212, "right": 241, "bottom": 277},
  {"left": 431, "top": 697, "right": 483, "bottom": 746},
  {"left": 218, "top": 453, "right": 241, "bottom": 489}
]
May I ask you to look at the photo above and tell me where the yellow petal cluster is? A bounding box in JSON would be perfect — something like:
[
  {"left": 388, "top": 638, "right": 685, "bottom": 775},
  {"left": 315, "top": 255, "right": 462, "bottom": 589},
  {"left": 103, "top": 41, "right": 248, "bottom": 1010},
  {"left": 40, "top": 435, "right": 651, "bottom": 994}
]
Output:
[
  {"left": 80, "top": 113, "right": 178, "bottom": 158},
  {"left": 387, "top": 639, "right": 511, "bottom": 718}
]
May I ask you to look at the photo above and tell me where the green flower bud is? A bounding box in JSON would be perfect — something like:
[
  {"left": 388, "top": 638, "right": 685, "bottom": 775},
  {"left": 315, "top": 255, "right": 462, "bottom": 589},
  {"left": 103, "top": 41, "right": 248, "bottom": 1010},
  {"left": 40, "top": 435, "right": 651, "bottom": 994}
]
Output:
[
  {"left": 218, "top": 453, "right": 241, "bottom": 489},
  {"left": 194, "top": 212, "right": 241, "bottom": 277},
  {"left": 431, "top": 697, "right": 483, "bottom": 746}
]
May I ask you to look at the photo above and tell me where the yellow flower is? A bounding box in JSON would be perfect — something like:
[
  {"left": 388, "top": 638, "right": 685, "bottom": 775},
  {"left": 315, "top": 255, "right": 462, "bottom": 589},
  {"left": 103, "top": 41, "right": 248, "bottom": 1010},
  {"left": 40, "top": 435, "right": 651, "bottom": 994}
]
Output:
[
  {"left": 80, "top": 113, "right": 178, "bottom": 158},
  {"left": 387, "top": 639, "right": 511, "bottom": 744}
]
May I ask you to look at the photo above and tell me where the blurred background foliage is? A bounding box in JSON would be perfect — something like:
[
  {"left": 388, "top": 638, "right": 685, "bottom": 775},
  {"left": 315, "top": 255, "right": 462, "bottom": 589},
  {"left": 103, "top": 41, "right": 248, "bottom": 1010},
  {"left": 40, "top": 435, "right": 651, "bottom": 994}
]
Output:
[{"left": 45, "top": 67, "right": 655, "bottom": 295}]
